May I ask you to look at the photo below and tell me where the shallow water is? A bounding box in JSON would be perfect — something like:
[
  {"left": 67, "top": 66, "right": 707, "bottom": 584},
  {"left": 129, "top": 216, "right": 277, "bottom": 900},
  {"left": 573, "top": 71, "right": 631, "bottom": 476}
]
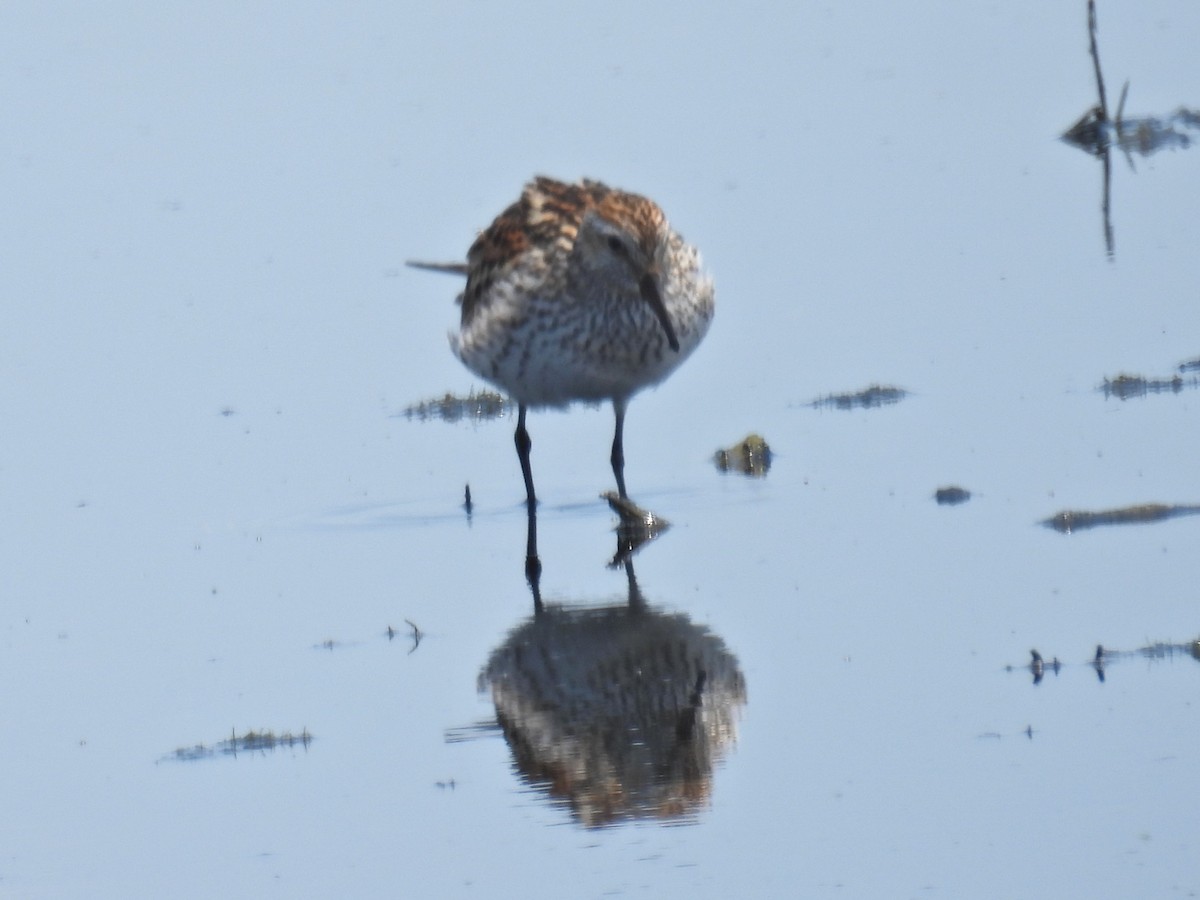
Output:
[{"left": 3, "top": 2, "right": 1200, "bottom": 897}]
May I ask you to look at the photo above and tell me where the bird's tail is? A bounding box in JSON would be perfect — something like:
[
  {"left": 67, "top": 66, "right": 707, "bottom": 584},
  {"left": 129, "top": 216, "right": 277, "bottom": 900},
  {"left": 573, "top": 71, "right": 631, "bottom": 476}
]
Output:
[{"left": 406, "top": 260, "right": 469, "bottom": 276}]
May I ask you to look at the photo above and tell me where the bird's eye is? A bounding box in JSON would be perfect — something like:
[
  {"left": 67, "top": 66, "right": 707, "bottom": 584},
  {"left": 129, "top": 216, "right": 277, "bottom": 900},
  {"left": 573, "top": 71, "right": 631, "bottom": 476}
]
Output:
[{"left": 606, "top": 235, "right": 626, "bottom": 256}]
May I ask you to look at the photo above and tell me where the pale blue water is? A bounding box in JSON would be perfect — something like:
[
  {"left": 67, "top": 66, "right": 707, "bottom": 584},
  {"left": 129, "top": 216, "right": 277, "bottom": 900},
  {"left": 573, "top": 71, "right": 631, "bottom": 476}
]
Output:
[{"left": 3, "top": 2, "right": 1200, "bottom": 897}]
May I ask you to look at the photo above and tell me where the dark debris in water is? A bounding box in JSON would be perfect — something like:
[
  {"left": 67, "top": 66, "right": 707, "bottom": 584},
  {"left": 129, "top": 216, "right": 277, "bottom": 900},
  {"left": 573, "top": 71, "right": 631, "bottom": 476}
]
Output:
[
  {"left": 934, "top": 486, "right": 971, "bottom": 506},
  {"left": 1063, "top": 103, "right": 1200, "bottom": 160},
  {"left": 713, "top": 433, "right": 772, "bottom": 477},
  {"left": 1102, "top": 639, "right": 1200, "bottom": 666},
  {"left": 1009, "top": 639, "right": 1200, "bottom": 685},
  {"left": 1100, "top": 372, "right": 1199, "bottom": 400},
  {"left": 162, "top": 728, "right": 313, "bottom": 763},
  {"left": 1059, "top": 1, "right": 1200, "bottom": 258},
  {"left": 1041, "top": 502, "right": 1200, "bottom": 533},
  {"left": 808, "top": 384, "right": 907, "bottom": 411},
  {"left": 1007, "top": 649, "right": 1062, "bottom": 686},
  {"left": 401, "top": 390, "right": 512, "bottom": 423}
]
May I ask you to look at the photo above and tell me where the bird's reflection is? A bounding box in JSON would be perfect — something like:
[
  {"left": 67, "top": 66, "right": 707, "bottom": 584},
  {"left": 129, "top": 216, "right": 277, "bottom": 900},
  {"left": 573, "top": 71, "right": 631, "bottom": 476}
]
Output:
[{"left": 477, "top": 501, "right": 746, "bottom": 827}]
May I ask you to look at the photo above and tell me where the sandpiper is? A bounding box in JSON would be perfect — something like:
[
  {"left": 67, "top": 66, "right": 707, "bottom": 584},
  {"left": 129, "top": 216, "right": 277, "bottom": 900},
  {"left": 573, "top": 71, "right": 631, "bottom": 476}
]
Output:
[{"left": 409, "top": 176, "right": 714, "bottom": 508}]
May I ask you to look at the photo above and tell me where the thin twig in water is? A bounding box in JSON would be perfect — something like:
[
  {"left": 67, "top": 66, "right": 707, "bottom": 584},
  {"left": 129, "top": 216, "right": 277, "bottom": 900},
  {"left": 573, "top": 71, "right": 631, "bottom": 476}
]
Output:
[
  {"left": 1088, "top": 0, "right": 1107, "bottom": 120},
  {"left": 405, "top": 618, "right": 423, "bottom": 654}
]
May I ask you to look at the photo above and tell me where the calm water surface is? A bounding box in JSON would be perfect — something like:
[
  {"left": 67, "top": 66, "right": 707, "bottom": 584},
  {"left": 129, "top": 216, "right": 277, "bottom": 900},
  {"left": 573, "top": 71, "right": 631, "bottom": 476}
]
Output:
[{"left": 3, "top": 2, "right": 1199, "bottom": 897}]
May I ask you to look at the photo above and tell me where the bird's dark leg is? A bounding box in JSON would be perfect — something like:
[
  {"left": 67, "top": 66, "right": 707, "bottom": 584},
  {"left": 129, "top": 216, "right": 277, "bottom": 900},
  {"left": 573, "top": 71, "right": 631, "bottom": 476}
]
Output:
[
  {"left": 515, "top": 403, "right": 536, "bottom": 510},
  {"left": 610, "top": 397, "right": 629, "bottom": 500},
  {"left": 515, "top": 404, "right": 542, "bottom": 598}
]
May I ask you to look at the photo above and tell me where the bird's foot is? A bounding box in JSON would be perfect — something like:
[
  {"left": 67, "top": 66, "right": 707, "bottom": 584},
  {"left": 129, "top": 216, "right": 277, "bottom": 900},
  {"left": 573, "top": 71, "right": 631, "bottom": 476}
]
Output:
[{"left": 602, "top": 491, "right": 670, "bottom": 566}]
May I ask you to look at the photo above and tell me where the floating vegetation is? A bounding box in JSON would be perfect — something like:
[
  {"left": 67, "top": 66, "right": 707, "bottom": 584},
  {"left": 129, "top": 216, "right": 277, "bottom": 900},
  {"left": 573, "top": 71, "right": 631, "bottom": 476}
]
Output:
[
  {"left": 1041, "top": 502, "right": 1200, "bottom": 534},
  {"left": 1029, "top": 649, "right": 1060, "bottom": 686},
  {"left": 934, "top": 486, "right": 971, "bottom": 506},
  {"left": 1010, "top": 639, "right": 1200, "bottom": 685},
  {"left": 1005, "top": 650, "right": 1062, "bottom": 686},
  {"left": 808, "top": 384, "right": 907, "bottom": 411},
  {"left": 1095, "top": 639, "right": 1200, "bottom": 676},
  {"left": 162, "top": 728, "right": 312, "bottom": 763},
  {"left": 1100, "top": 373, "right": 1197, "bottom": 400},
  {"left": 1063, "top": 102, "right": 1200, "bottom": 160},
  {"left": 713, "top": 434, "right": 772, "bottom": 477},
  {"left": 1060, "top": 0, "right": 1200, "bottom": 257},
  {"left": 401, "top": 390, "right": 512, "bottom": 423},
  {"left": 975, "top": 726, "right": 1037, "bottom": 742},
  {"left": 312, "top": 638, "right": 366, "bottom": 651}
]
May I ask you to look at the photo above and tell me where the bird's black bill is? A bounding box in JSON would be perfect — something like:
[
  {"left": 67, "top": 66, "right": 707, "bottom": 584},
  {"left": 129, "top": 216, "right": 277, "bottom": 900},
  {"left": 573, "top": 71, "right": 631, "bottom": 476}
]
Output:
[{"left": 639, "top": 272, "right": 680, "bottom": 352}]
